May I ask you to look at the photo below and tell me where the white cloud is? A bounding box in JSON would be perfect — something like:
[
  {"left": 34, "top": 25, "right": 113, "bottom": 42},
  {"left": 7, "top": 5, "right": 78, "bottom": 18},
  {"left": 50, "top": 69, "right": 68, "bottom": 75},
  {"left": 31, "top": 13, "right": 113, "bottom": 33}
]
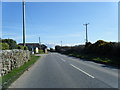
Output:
[
  {"left": 45, "top": 43, "right": 57, "bottom": 49},
  {"left": 45, "top": 42, "right": 84, "bottom": 49},
  {"left": 63, "top": 43, "right": 82, "bottom": 46},
  {"left": 2, "top": 32, "right": 16, "bottom": 36}
]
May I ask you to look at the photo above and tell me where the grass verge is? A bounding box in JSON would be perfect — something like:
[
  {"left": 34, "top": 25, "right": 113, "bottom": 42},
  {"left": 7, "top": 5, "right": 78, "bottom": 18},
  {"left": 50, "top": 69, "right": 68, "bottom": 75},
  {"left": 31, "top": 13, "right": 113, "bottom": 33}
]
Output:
[
  {"left": 0, "top": 55, "right": 40, "bottom": 90},
  {"left": 65, "top": 53, "right": 119, "bottom": 67}
]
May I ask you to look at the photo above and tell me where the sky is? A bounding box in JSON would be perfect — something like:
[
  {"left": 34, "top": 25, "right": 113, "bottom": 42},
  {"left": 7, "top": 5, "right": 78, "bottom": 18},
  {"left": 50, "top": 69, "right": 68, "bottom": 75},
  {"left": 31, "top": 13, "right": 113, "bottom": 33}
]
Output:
[{"left": 2, "top": 2, "right": 118, "bottom": 48}]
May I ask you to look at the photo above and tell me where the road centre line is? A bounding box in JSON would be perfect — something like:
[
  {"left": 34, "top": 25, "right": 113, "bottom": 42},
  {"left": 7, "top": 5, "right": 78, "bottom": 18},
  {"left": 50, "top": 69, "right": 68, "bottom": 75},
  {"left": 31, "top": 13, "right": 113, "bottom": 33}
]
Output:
[
  {"left": 61, "top": 58, "right": 66, "bottom": 62},
  {"left": 70, "top": 64, "right": 95, "bottom": 78},
  {"left": 56, "top": 56, "right": 66, "bottom": 62}
]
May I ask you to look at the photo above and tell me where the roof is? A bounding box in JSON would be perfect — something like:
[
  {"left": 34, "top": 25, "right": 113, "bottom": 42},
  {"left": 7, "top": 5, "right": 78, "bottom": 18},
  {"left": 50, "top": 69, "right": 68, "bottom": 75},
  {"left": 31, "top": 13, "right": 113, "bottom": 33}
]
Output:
[
  {"left": 18, "top": 43, "right": 40, "bottom": 48},
  {"left": 18, "top": 43, "right": 47, "bottom": 49}
]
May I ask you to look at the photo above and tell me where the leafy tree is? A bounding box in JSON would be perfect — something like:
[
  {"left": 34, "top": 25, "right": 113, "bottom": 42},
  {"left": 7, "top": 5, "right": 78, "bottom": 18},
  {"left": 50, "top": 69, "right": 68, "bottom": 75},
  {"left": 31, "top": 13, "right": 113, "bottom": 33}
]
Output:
[
  {"left": 17, "top": 45, "right": 28, "bottom": 50},
  {"left": 55, "top": 45, "right": 61, "bottom": 52},
  {"left": 17, "top": 45, "right": 24, "bottom": 50},
  {"left": 50, "top": 48, "right": 55, "bottom": 52},
  {"left": 0, "top": 43, "right": 9, "bottom": 50},
  {"left": 85, "top": 42, "right": 92, "bottom": 47},
  {"left": 24, "top": 46, "right": 28, "bottom": 50},
  {"left": 2, "top": 39, "right": 17, "bottom": 49}
]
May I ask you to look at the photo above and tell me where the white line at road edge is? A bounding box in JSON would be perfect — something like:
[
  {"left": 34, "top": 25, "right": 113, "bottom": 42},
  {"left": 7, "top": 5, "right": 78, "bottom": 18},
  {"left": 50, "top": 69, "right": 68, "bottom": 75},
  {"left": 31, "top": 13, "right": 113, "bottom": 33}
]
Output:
[
  {"left": 70, "top": 64, "right": 95, "bottom": 78},
  {"left": 61, "top": 58, "right": 66, "bottom": 62}
]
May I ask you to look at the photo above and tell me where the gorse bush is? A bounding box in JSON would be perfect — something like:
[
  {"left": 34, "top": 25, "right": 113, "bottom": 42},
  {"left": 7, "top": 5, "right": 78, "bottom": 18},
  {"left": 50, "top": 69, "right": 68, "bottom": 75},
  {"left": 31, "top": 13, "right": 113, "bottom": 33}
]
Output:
[
  {"left": 84, "top": 40, "right": 118, "bottom": 57},
  {"left": 0, "top": 43, "right": 9, "bottom": 50},
  {"left": 39, "top": 49, "right": 44, "bottom": 54},
  {"left": 55, "top": 40, "right": 120, "bottom": 65},
  {"left": 1, "top": 39, "right": 17, "bottom": 49},
  {"left": 0, "top": 39, "right": 29, "bottom": 50},
  {"left": 24, "top": 46, "right": 28, "bottom": 50},
  {"left": 17, "top": 45, "right": 28, "bottom": 50},
  {"left": 55, "top": 40, "right": 120, "bottom": 57}
]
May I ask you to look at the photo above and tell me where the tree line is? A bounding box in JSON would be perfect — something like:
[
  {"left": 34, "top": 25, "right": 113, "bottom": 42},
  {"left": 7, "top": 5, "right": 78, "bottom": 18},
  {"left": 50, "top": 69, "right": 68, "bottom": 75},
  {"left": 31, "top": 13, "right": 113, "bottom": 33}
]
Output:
[
  {"left": 0, "top": 38, "right": 28, "bottom": 50},
  {"left": 55, "top": 40, "right": 120, "bottom": 65}
]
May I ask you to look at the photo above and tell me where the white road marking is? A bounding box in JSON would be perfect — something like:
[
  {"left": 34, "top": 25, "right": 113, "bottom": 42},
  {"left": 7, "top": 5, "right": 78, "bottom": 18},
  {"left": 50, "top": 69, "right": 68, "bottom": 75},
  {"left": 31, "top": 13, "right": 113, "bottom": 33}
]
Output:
[
  {"left": 70, "top": 64, "right": 95, "bottom": 78},
  {"left": 56, "top": 56, "right": 66, "bottom": 62},
  {"left": 61, "top": 58, "right": 66, "bottom": 62}
]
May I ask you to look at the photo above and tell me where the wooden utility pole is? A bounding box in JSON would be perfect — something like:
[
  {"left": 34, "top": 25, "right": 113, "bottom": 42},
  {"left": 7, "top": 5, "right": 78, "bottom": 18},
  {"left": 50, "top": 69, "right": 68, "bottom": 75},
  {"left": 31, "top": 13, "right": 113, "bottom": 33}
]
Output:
[
  {"left": 22, "top": 0, "right": 26, "bottom": 46},
  {"left": 83, "top": 23, "right": 89, "bottom": 44},
  {"left": 61, "top": 41, "right": 62, "bottom": 47},
  {"left": 39, "top": 37, "right": 41, "bottom": 49}
]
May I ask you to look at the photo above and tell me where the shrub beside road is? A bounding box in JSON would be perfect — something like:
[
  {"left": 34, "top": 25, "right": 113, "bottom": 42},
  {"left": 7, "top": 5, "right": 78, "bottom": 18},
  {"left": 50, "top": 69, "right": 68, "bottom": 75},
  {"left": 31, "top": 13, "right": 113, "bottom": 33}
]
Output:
[
  {"left": 55, "top": 40, "right": 120, "bottom": 67},
  {"left": 66, "top": 53, "right": 119, "bottom": 67}
]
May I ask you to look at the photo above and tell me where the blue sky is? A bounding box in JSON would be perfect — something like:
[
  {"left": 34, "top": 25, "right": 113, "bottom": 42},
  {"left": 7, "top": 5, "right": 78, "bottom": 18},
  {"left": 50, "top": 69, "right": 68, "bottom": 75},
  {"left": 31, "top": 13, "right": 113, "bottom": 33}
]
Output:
[{"left": 2, "top": 2, "right": 118, "bottom": 48}]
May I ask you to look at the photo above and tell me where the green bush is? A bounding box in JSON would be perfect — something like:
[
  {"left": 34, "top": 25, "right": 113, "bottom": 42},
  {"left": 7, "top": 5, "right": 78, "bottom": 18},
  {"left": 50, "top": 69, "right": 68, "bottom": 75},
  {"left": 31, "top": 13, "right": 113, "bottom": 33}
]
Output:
[
  {"left": 2, "top": 39, "right": 17, "bottom": 49},
  {"left": 0, "top": 43, "right": 9, "bottom": 50},
  {"left": 33, "top": 49, "right": 44, "bottom": 54},
  {"left": 39, "top": 49, "right": 44, "bottom": 54},
  {"left": 0, "top": 43, "right": 1, "bottom": 50},
  {"left": 17, "top": 45, "right": 24, "bottom": 50},
  {"left": 24, "top": 46, "right": 28, "bottom": 50},
  {"left": 17, "top": 45, "right": 28, "bottom": 50}
]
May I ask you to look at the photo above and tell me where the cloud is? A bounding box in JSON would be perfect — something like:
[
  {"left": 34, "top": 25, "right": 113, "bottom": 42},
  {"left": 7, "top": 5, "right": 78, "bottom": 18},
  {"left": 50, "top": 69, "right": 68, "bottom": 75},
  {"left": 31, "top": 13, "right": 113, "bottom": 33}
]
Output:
[
  {"left": 63, "top": 43, "right": 82, "bottom": 46},
  {"left": 2, "top": 32, "right": 16, "bottom": 36},
  {"left": 45, "top": 43, "right": 57, "bottom": 49},
  {"left": 45, "top": 42, "right": 84, "bottom": 49}
]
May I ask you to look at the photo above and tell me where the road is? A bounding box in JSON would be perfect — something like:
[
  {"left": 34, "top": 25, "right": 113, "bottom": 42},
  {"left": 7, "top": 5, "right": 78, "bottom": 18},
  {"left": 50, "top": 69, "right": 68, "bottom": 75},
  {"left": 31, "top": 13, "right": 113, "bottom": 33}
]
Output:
[{"left": 9, "top": 53, "right": 118, "bottom": 88}]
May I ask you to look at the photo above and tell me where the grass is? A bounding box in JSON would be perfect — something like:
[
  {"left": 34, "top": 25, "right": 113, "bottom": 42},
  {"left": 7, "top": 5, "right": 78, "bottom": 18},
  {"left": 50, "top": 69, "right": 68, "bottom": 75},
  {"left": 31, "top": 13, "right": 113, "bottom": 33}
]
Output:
[
  {"left": 66, "top": 53, "right": 119, "bottom": 67},
  {"left": 39, "top": 52, "right": 46, "bottom": 54},
  {"left": 0, "top": 55, "right": 40, "bottom": 89}
]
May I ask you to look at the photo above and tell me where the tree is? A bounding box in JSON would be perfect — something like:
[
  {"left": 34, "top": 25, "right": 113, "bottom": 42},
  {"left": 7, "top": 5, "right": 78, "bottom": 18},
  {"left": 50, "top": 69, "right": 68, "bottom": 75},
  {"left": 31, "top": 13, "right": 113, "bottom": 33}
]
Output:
[
  {"left": 55, "top": 45, "right": 61, "bottom": 52},
  {"left": 0, "top": 43, "right": 9, "bottom": 50},
  {"left": 85, "top": 42, "right": 92, "bottom": 47},
  {"left": 50, "top": 48, "right": 55, "bottom": 52},
  {"left": 2, "top": 39, "right": 17, "bottom": 49},
  {"left": 17, "top": 45, "right": 28, "bottom": 50}
]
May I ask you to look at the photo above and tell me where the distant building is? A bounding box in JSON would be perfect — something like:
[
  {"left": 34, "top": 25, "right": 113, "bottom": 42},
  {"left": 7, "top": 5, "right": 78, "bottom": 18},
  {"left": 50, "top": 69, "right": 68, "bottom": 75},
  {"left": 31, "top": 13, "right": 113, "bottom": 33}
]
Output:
[{"left": 18, "top": 43, "right": 47, "bottom": 53}]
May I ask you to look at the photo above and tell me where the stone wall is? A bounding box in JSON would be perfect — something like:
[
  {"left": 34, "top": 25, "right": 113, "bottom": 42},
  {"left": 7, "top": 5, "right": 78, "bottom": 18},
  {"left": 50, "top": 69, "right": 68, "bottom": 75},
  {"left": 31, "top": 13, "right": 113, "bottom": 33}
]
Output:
[{"left": 0, "top": 49, "right": 30, "bottom": 76}]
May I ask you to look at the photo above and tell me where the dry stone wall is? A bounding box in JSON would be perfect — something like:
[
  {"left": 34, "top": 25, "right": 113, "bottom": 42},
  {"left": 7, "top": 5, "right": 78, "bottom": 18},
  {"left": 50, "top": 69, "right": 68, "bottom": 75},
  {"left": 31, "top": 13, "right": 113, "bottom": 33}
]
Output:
[{"left": 0, "top": 49, "right": 30, "bottom": 76}]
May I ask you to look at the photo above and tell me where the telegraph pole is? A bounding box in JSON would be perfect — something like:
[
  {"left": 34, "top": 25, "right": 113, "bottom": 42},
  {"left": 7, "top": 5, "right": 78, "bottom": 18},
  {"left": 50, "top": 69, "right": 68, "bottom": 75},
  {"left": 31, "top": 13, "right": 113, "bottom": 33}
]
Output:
[
  {"left": 22, "top": 0, "right": 26, "bottom": 46},
  {"left": 39, "top": 37, "right": 41, "bottom": 49},
  {"left": 83, "top": 23, "right": 89, "bottom": 44},
  {"left": 61, "top": 41, "right": 62, "bottom": 47}
]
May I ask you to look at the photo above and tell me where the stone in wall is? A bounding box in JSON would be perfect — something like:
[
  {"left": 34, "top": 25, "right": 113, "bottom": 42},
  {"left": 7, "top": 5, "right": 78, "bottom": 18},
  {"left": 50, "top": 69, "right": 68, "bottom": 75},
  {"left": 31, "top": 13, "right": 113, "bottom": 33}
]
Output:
[
  {"left": 0, "top": 50, "right": 2, "bottom": 77},
  {"left": 0, "top": 49, "right": 30, "bottom": 76}
]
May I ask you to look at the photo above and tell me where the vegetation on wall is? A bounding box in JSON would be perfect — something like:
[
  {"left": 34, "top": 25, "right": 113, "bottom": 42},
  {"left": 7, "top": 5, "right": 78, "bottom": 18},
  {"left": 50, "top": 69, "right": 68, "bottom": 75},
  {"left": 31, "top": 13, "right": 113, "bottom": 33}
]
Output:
[
  {"left": 17, "top": 45, "right": 28, "bottom": 50},
  {"left": 0, "top": 39, "right": 28, "bottom": 50},
  {"left": 0, "top": 43, "right": 9, "bottom": 50},
  {"left": 1, "top": 39, "right": 17, "bottom": 49}
]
